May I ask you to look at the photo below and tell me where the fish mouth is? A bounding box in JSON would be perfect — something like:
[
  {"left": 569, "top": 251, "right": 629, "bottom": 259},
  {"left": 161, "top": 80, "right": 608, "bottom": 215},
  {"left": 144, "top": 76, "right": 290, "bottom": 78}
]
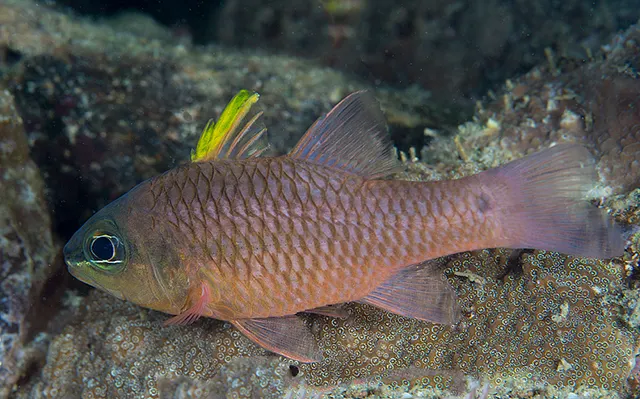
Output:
[{"left": 63, "top": 242, "right": 86, "bottom": 282}]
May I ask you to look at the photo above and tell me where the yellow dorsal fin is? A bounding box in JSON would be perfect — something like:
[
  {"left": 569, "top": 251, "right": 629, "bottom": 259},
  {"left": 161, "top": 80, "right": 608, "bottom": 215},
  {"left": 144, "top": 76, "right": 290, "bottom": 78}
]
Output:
[{"left": 191, "top": 90, "right": 269, "bottom": 162}]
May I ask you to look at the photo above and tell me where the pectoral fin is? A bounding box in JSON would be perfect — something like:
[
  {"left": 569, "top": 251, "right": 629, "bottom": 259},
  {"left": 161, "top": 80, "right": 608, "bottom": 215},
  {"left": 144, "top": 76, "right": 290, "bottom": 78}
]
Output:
[
  {"left": 231, "top": 316, "right": 322, "bottom": 363},
  {"left": 164, "top": 282, "right": 212, "bottom": 326},
  {"left": 359, "top": 262, "right": 461, "bottom": 325}
]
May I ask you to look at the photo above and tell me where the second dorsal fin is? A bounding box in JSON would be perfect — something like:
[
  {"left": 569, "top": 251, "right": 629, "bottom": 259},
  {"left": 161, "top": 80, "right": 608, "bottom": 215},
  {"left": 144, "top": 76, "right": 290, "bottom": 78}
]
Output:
[{"left": 288, "top": 91, "right": 400, "bottom": 179}]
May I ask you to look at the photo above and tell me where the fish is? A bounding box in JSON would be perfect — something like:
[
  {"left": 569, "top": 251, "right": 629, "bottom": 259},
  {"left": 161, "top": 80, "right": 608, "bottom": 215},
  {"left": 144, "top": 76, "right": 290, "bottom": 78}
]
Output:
[{"left": 63, "top": 89, "right": 625, "bottom": 363}]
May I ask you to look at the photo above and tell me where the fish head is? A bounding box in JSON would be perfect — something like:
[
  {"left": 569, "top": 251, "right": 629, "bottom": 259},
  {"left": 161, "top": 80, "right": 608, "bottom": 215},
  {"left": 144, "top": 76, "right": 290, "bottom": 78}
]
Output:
[{"left": 64, "top": 187, "right": 189, "bottom": 314}]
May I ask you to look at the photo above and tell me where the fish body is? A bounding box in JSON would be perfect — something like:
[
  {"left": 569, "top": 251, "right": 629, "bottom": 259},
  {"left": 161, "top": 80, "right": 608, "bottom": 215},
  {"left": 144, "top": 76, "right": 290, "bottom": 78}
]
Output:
[
  {"left": 97, "top": 156, "right": 500, "bottom": 320},
  {"left": 64, "top": 90, "right": 624, "bottom": 362}
]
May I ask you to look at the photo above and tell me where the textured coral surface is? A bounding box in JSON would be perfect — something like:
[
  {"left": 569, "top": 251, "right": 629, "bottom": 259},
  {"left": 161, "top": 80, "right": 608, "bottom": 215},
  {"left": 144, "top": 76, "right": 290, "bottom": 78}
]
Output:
[{"left": 1, "top": 1, "right": 639, "bottom": 398}]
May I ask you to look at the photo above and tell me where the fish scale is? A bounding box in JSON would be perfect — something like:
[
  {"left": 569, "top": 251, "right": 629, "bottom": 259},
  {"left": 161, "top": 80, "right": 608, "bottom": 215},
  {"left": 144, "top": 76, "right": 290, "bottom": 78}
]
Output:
[{"left": 142, "top": 157, "right": 486, "bottom": 320}]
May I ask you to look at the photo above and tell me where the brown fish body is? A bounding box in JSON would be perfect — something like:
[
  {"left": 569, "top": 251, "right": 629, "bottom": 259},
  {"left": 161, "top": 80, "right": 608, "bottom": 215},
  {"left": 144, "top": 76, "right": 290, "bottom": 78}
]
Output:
[
  {"left": 65, "top": 90, "right": 624, "bottom": 362},
  {"left": 136, "top": 156, "right": 503, "bottom": 320}
]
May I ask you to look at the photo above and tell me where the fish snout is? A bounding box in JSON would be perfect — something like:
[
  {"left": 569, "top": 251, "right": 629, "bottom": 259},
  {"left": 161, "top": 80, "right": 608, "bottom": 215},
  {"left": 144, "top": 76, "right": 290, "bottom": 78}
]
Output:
[{"left": 63, "top": 231, "right": 84, "bottom": 268}]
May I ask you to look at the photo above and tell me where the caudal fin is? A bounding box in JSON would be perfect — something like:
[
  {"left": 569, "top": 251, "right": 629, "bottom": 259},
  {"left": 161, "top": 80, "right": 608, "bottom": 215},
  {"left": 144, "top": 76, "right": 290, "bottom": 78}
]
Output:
[{"left": 487, "top": 144, "right": 624, "bottom": 259}]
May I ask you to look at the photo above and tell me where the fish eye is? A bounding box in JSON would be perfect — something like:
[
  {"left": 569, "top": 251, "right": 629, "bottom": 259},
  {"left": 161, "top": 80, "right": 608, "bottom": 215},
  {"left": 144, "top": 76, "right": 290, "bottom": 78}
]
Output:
[
  {"left": 90, "top": 235, "right": 116, "bottom": 261},
  {"left": 86, "top": 232, "right": 126, "bottom": 271}
]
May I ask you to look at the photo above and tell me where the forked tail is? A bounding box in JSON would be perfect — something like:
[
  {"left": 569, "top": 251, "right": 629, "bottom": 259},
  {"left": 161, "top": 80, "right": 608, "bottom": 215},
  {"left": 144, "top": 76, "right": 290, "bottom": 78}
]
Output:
[{"left": 484, "top": 144, "right": 624, "bottom": 258}]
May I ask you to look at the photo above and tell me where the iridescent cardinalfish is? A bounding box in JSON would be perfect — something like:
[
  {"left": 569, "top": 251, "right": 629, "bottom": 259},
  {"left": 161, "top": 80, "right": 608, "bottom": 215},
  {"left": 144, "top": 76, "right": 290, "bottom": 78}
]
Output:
[{"left": 63, "top": 90, "right": 624, "bottom": 362}]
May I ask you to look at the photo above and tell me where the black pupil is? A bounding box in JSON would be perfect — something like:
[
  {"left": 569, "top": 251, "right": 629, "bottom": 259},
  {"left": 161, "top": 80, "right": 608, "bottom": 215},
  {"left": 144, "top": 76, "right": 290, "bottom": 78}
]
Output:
[{"left": 91, "top": 237, "right": 114, "bottom": 261}]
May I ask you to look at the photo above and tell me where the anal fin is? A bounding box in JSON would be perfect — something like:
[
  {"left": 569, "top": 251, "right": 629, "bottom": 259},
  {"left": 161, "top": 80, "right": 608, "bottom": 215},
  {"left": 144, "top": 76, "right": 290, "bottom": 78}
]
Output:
[
  {"left": 358, "top": 262, "right": 461, "bottom": 325},
  {"left": 164, "top": 282, "right": 211, "bottom": 326},
  {"left": 231, "top": 316, "right": 322, "bottom": 363}
]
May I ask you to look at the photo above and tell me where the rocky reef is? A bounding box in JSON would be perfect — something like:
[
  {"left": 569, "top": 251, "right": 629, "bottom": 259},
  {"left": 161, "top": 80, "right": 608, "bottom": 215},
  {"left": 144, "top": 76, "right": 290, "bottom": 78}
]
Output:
[
  {"left": 0, "top": 0, "right": 639, "bottom": 398},
  {"left": 53, "top": 0, "right": 640, "bottom": 104},
  {"left": 421, "top": 23, "right": 640, "bottom": 196},
  {"left": 0, "top": 86, "right": 58, "bottom": 397}
]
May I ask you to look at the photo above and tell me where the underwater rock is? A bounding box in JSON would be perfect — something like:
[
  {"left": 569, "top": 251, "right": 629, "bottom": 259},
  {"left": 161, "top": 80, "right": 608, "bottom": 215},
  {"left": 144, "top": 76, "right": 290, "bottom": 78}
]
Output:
[
  {"left": 0, "top": 88, "right": 57, "bottom": 397},
  {"left": 102, "top": 11, "right": 189, "bottom": 44}
]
